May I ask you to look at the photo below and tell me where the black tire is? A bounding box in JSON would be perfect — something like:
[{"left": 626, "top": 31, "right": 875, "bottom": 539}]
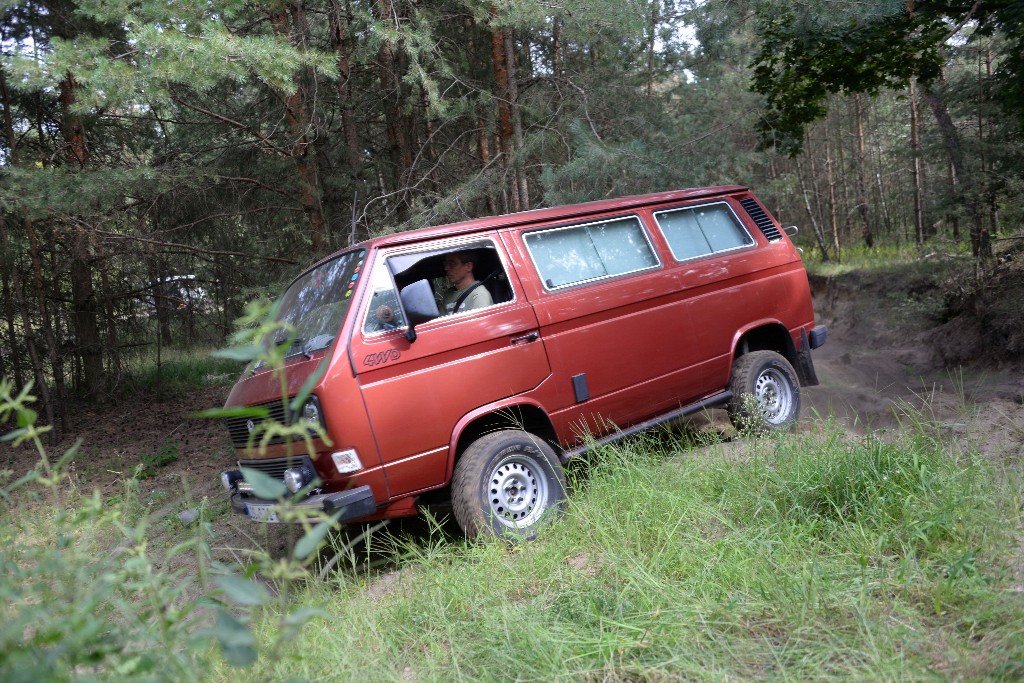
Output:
[
  {"left": 451, "top": 429, "right": 567, "bottom": 540},
  {"left": 727, "top": 350, "right": 801, "bottom": 431}
]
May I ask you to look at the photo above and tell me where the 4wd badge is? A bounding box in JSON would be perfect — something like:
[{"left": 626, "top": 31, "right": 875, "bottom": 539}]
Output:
[{"left": 363, "top": 349, "right": 401, "bottom": 367}]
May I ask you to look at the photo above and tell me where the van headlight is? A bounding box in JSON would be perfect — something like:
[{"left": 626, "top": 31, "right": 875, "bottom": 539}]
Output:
[
  {"left": 295, "top": 395, "right": 324, "bottom": 429},
  {"left": 283, "top": 464, "right": 316, "bottom": 493}
]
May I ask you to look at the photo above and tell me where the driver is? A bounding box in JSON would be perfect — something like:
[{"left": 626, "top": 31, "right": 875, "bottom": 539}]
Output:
[{"left": 442, "top": 251, "right": 493, "bottom": 315}]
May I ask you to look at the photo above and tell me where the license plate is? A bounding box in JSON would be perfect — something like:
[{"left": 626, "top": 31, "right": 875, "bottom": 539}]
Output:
[{"left": 245, "top": 503, "right": 280, "bottom": 523}]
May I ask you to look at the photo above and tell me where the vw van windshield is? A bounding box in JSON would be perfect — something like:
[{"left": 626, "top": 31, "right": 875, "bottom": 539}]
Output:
[{"left": 271, "top": 249, "right": 367, "bottom": 357}]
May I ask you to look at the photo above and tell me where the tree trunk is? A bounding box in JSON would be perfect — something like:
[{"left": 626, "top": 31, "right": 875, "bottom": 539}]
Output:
[
  {"left": 854, "top": 95, "right": 874, "bottom": 248},
  {"left": 921, "top": 84, "right": 989, "bottom": 257},
  {"left": 271, "top": 0, "right": 327, "bottom": 252},
  {"left": 26, "top": 218, "right": 68, "bottom": 434},
  {"left": 646, "top": 1, "right": 659, "bottom": 96},
  {"left": 96, "top": 240, "right": 121, "bottom": 390},
  {"left": 69, "top": 225, "right": 103, "bottom": 399},
  {"left": 489, "top": 5, "right": 518, "bottom": 212},
  {"left": 503, "top": 28, "right": 529, "bottom": 209},
  {"left": 909, "top": 80, "right": 925, "bottom": 246},
  {"left": 330, "top": 0, "right": 362, "bottom": 174},
  {"left": 824, "top": 127, "right": 840, "bottom": 260},
  {"left": 0, "top": 215, "right": 25, "bottom": 389},
  {"left": 59, "top": 71, "right": 104, "bottom": 400},
  {"left": 376, "top": 0, "right": 415, "bottom": 198},
  {"left": 795, "top": 153, "right": 830, "bottom": 261}
]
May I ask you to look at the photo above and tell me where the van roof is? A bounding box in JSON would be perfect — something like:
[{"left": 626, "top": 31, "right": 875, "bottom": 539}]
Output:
[{"left": 363, "top": 185, "right": 748, "bottom": 250}]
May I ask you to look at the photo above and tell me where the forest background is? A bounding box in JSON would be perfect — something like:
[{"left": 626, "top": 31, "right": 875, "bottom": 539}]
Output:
[{"left": 2, "top": 0, "right": 1023, "bottom": 434}]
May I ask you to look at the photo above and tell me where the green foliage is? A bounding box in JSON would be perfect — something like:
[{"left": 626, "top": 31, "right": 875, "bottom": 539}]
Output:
[
  {"left": 0, "top": 378, "right": 211, "bottom": 681},
  {"left": 213, "top": 420, "right": 1022, "bottom": 681},
  {"left": 138, "top": 441, "right": 180, "bottom": 479},
  {"left": 750, "top": 0, "right": 1024, "bottom": 155},
  {"left": 0, "top": 296, "right": 349, "bottom": 677}
]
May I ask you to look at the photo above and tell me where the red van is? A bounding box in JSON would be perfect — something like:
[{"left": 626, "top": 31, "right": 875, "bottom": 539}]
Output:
[{"left": 219, "top": 186, "right": 827, "bottom": 538}]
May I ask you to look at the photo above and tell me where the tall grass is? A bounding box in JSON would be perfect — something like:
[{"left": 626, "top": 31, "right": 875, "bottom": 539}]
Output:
[
  {"left": 123, "top": 346, "right": 241, "bottom": 396},
  {"left": 226, "top": 422, "right": 1022, "bottom": 682}
]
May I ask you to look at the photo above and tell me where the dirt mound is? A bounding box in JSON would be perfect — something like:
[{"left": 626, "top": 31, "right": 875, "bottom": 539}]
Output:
[
  {"left": 805, "top": 258, "right": 1024, "bottom": 431},
  {"left": 936, "top": 245, "right": 1024, "bottom": 366}
]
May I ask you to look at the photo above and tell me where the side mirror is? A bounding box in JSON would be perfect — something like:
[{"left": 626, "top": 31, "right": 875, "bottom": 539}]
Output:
[{"left": 399, "top": 279, "right": 439, "bottom": 342}]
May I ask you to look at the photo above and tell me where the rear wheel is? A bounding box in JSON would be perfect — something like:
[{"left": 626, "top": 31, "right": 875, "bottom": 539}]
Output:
[
  {"left": 727, "top": 350, "right": 801, "bottom": 430},
  {"left": 451, "top": 430, "right": 566, "bottom": 540}
]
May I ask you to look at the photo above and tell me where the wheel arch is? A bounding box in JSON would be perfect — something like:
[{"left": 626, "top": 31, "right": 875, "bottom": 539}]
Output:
[
  {"left": 446, "top": 400, "right": 559, "bottom": 482},
  {"left": 731, "top": 320, "right": 798, "bottom": 367}
]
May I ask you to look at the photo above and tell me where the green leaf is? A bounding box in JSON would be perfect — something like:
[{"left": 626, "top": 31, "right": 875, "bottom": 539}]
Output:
[
  {"left": 285, "top": 607, "right": 328, "bottom": 627},
  {"left": 212, "top": 609, "right": 258, "bottom": 667},
  {"left": 192, "top": 406, "right": 270, "bottom": 420},
  {"left": 211, "top": 344, "right": 265, "bottom": 362},
  {"left": 215, "top": 574, "right": 271, "bottom": 606},
  {"left": 0, "top": 427, "right": 28, "bottom": 443},
  {"left": 240, "top": 467, "right": 286, "bottom": 499},
  {"left": 16, "top": 408, "right": 37, "bottom": 428},
  {"left": 292, "top": 518, "right": 335, "bottom": 561},
  {"left": 289, "top": 357, "right": 329, "bottom": 416}
]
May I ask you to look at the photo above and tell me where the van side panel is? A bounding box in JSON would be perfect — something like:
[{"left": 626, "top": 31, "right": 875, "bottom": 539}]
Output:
[
  {"left": 503, "top": 219, "right": 718, "bottom": 446},
  {"left": 350, "top": 247, "right": 551, "bottom": 497}
]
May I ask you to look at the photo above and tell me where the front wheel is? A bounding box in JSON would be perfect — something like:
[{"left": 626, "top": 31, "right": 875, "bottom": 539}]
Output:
[
  {"left": 727, "top": 350, "right": 801, "bottom": 431},
  {"left": 452, "top": 430, "right": 567, "bottom": 540}
]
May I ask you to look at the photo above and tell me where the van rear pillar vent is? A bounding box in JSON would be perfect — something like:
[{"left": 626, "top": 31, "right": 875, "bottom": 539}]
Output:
[
  {"left": 740, "top": 198, "right": 783, "bottom": 242},
  {"left": 572, "top": 374, "right": 590, "bottom": 403}
]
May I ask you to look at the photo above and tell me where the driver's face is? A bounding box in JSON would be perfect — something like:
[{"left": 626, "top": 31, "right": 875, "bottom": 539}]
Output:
[{"left": 443, "top": 255, "right": 472, "bottom": 286}]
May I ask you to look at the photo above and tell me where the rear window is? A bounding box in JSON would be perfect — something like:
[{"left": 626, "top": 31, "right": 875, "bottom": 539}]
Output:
[
  {"left": 524, "top": 215, "right": 659, "bottom": 290},
  {"left": 652, "top": 202, "right": 754, "bottom": 262}
]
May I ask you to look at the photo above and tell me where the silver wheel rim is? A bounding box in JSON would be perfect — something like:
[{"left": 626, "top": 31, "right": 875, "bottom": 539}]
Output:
[
  {"left": 487, "top": 453, "right": 549, "bottom": 530},
  {"left": 754, "top": 367, "right": 794, "bottom": 425}
]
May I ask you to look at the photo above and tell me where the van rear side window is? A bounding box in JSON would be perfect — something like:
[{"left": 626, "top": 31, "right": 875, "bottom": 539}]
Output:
[
  {"left": 524, "top": 215, "right": 658, "bottom": 290},
  {"left": 653, "top": 203, "right": 754, "bottom": 262}
]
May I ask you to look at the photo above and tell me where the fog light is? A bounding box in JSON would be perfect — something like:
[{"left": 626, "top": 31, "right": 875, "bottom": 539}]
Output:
[
  {"left": 331, "top": 449, "right": 363, "bottom": 474},
  {"left": 283, "top": 466, "right": 313, "bottom": 494},
  {"left": 221, "top": 470, "right": 242, "bottom": 492}
]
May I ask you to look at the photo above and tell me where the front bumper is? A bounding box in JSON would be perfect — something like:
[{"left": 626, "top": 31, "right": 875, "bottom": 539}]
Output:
[{"left": 229, "top": 485, "right": 377, "bottom": 523}]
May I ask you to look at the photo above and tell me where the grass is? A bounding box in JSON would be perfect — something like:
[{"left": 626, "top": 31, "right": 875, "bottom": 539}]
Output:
[
  {"left": 214, "top": 420, "right": 1024, "bottom": 682},
  {"left": 4, "top": 369, "right": 1022, "bottom": 681},
  {"left": 123, "top": 346, "right": 241, "bottom": 396}
]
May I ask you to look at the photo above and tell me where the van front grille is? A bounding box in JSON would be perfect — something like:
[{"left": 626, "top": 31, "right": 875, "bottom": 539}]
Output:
[
  {"left": 225, "top": 400, "right": 289, "bottom": 447},
  {"left": 237, "top": 455, "right": 316, "bottom": 482},
  {"left": 740, "top": 198, "right": 783, "bottom": 242}
]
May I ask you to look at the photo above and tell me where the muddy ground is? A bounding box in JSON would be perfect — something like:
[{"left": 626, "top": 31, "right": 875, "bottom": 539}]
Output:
[{"left": 7, "top": 255, "right": 1024, "bottom": 558}]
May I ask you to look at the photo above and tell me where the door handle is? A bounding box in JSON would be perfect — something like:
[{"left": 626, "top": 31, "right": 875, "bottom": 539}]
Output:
[{"left": 510, "top": 332, "right": 539, "bottom": 345}]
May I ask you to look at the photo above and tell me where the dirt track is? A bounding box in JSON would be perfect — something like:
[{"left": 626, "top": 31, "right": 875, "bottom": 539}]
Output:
[{"left": 803, "top": 271, "right": 1024, "bottom": 462}]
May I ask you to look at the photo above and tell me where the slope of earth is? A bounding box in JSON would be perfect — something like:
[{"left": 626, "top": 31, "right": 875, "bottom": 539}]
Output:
[{"left": 804, "top": 256, "right": 1024, "bottom": 459}]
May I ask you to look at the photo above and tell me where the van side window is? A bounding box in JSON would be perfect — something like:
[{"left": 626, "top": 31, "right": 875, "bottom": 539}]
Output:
[
  {"left": 653, "top": 203, "right": 754, "bottom": 262},
  {"left": 363, "top": 241, "right": 514, "bottom": 334},
  {"left": 524, "top": 216, "right": 658, "bottom": 290},
  {"left": 362, "top": 263, "right": 408, "bottom": 334}
]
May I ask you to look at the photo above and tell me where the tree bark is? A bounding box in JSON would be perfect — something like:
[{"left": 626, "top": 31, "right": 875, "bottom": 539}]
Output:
[
  {"left": 376, "top": 0, "right": 415, "bottom": 197},
  {"left": 271, "top": 0, "right": 327, "bottom": 252},
  {"left": 909, "top": 80, "right": 925, "bottom": 246},
  {"left": 0, "top": 215, "right": 25, "bottom": 389},
  {"left": 489, "top": 5, "right": 518, "bottom": 212},
  {"left": 824, "top": 125, "right": 840, "bottom": 260},
  {"left": 330, "top": 0, "right": 362, "bottom": 174},
  {"left": 921, "top": 84, "right": 990, "bottom": 257},
  {"left": 854, "top": 95, "right": 874, "bottom": 248},
  {"left": 503, "top": 28, "right": 529, "bottom": 210},
  {"left": 795, "top": 153, "right": 830, "bottom": 261}
]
